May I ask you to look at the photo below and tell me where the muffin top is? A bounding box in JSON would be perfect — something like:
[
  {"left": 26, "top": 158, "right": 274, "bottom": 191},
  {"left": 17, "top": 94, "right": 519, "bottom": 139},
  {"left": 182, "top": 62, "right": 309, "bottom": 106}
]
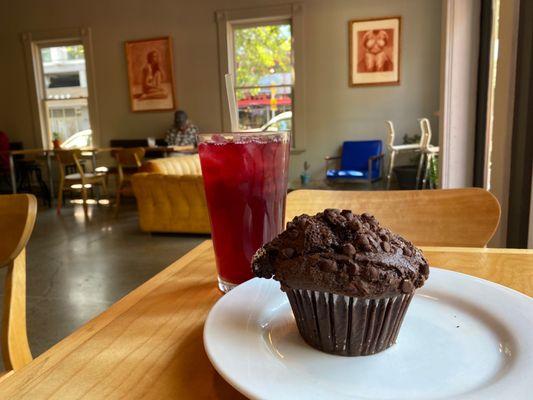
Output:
[{"left": 252, "top": 209, "right": 429, "bottom": 298}]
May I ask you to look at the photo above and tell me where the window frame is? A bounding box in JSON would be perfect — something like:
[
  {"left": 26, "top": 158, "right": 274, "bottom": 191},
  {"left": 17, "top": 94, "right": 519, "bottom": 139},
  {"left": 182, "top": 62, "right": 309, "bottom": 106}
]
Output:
[
  {"left": 216, "top": 3, "right": 305, "bottom": 152},
  {"left": 22, "top": 27, "right": 100, "bottom": 148}
]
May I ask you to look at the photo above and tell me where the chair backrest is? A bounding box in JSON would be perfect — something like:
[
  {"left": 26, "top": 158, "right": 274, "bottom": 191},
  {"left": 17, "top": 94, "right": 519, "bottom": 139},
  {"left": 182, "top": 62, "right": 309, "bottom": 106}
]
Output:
[
  {"left": 385, "top": 121, "right": 395, "bottom": 148},
  {"left": 419, "top": 118, "right": 432, "bottom": 149},
  {"left": 115, "top": 147, "right": 145, "bottom": 168},
  {"left": 55, "top": 149, "right": 81, "bottom": 166},
  {"left": 143, "top": 155, "right": 202, "bottom": 176},
  {"left": 0, "top": 194, "right": 36, "bottom": 371},
  {"left": 286, "top": 188, "right": 500, "bottom": 247},
  {"left": 340, "top": 140, "right": 382, "bottom": 171},
  {"left": 0, "top": 194, "right": 37, "bottom": 266},
  {"left": 56, "top": 149, "right": 84, "bottom": 177}
]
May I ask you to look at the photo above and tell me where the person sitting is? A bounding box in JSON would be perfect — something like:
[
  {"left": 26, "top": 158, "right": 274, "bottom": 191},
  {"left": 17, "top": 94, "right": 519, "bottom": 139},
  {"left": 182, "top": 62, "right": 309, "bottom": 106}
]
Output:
[{"left": 165, "top": 110, "right": 199, "bottom": 147}]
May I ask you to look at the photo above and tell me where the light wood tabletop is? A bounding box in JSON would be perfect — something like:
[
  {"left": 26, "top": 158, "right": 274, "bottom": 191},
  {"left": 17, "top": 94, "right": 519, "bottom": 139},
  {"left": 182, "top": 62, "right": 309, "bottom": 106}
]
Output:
[{"left": 0, "top": 241, "right": 531, "bottom": 399}]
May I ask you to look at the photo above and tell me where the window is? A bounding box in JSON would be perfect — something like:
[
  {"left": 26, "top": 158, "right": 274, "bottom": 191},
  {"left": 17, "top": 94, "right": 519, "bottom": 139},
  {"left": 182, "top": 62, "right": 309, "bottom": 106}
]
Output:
[
  {"left": 232, "top": 23, "right": 293, "bottom": 132},
  {"left": 260, "top": 111, "right": 292, "bottom": 132},
  {"left": 216, "top": 4, "right": 305, "bottom": 150},
  {"left": 36, "top": 44, "right": 92, "bottom": 147},
  {"left": 47, "top": 73, "right": 81, "bottom": 88}
]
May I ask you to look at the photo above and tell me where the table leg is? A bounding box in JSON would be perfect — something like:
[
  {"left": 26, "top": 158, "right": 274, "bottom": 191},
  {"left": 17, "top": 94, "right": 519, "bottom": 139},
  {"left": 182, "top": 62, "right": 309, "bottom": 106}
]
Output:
[
  {"left": 95, "top": 180, "right": 101, "bottom": 202},
  {"left": 9, "top": 154, "right": 16, "bottom": 194},
  {"left": 386, "top": 151, "right": 396, "bottom": 190},
  {"left": 46, "top": 152, "right": 55, "bottom": 206},
  {"left": 91, "top": 152, "right": 97, "bottom": 171}
]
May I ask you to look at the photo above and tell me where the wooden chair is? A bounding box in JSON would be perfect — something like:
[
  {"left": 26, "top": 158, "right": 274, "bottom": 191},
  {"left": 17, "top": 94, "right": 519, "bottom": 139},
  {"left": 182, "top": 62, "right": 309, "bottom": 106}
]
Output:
[
  {"left": 0, "top": 194, "right": 37, "bottom": 374},
  {"left": 416, "top": 118, "right": 440, "bottom": 189},
  {"left": 286, "top": 188, "right": 500, "bottom": 247},
  {"left": 385, "top": 121, "right": 422, "bottom": 189},
  {"left": 56, "top": 149, "right": 107, "bottom": 217},
  {"left": 114, "top": 147, "right": 145, "bottom": 214}
]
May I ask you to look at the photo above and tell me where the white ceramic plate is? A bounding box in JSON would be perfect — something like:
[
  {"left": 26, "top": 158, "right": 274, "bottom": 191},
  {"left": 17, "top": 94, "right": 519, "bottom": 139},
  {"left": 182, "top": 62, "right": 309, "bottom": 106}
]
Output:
[{"left": 204, "top": 268, "right": 533, "bottom": 400}]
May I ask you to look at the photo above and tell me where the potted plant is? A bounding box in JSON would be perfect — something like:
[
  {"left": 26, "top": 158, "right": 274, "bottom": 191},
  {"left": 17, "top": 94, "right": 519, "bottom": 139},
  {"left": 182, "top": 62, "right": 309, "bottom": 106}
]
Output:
[
  {"left": 300, "top": 161, "right": 311, "bottom": 186},
  {"left": 427, "top": 155, "right": 439, "bottom": 189},
  {"left": 52, "top": 132, "right": 62, "bottom": 149},
  {"left": 392, "top": 134, "right": 420, "bottom": 189}
]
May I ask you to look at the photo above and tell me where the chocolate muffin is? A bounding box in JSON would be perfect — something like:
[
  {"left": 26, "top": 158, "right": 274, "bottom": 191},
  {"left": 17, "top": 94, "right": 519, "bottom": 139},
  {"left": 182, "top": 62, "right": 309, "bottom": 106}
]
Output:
[{"left": 252, "top": 209, "right": 429, "bottom": 356}]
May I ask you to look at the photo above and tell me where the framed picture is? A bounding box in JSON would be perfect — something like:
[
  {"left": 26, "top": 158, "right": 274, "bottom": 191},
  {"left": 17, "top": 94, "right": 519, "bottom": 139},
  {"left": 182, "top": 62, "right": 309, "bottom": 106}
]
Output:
[
  {"left": 349, "top": 17, "right": 401, "bottom": 87},
  {"left": 125, "top": 36, "right": 176, "bottom": 112}
]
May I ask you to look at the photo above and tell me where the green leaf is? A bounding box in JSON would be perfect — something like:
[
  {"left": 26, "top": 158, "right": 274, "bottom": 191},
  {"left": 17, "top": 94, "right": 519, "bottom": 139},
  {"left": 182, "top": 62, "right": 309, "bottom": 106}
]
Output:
[{"left": 234, "top": 24, "right": 292, "bottom": 87}]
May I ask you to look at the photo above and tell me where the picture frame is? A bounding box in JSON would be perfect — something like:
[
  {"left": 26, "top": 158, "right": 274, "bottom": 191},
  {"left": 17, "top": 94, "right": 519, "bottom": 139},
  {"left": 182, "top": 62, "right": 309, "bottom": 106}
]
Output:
[
  {"left": 349, "top": 17, "right": 401, "bottom": 87},
  {"left": 125, "top": 36, "right": 176, "bottom": 112}
]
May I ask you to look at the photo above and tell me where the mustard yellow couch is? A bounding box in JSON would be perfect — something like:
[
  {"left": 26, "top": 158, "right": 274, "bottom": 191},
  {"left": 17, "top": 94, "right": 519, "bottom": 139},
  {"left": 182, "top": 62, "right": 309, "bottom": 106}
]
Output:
[{"left": 131, "top": 155, "right": 211, "bottom": 234}]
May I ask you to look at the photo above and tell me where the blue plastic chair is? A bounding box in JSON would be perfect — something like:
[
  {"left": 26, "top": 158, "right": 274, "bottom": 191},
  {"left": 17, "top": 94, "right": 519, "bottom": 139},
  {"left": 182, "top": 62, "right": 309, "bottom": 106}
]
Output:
[{"left": 325, "top": 140, "right": 384, "bottom": 183}]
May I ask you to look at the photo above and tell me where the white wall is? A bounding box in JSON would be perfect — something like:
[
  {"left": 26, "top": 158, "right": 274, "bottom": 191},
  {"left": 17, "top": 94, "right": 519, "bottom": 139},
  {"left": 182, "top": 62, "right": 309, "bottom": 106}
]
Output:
[
  {"left": 0, "top": 0, "right": 442, "bottom": 181},
  {"left": 439, "top": 0, "right": 480, "bottom": 188},
  {"left": 489, "top": 0, "right": 520, "bottom": 247}
]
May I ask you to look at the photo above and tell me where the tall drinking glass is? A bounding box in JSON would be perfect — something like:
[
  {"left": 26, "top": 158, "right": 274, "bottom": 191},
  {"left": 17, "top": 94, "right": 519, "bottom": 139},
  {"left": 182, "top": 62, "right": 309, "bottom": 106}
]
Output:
[{"left": 197, "top": 132, "right": 290, "bottom": 292}]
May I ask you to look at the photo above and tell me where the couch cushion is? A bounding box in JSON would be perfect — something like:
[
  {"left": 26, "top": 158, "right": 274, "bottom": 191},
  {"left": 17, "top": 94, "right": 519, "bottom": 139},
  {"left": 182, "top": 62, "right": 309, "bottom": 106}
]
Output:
[
  {"left": 131, "top": 173, "right": 210, "bottom": 234},
  {"left": 143, "top": 155, "right": 201, "bottom": 176}
]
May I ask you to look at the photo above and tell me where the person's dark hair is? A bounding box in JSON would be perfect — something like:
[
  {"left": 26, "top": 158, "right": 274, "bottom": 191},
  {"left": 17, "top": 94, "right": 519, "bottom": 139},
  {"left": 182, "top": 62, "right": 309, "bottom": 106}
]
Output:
[
  {"left": 174, "top": 110, "right": 188, "bottom": 127},
  {"left": 175, "top": 110, "right": 187, "bottom": 119}
]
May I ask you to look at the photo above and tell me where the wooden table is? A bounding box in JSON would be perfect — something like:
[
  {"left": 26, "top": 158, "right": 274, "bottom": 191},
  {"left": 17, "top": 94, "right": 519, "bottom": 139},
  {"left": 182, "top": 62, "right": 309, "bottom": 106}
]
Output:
[
  {"left": 1, "top": 148, "right": 103, "bottom": 196},
  {"left": 0, "top": 242, "right": 531, "bottom": 399},
  {"left": 1, "top": 146, "right": 195, "bottom": 197},
  {"left": 1, "top": 149, "right": 54, "bottom": 196}
]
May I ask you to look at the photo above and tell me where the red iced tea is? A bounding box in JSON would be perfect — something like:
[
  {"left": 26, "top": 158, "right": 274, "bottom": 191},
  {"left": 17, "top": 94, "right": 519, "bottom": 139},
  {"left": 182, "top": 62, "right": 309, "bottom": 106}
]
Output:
[{"left": 198, "top": 132, "right": 290, "bottom": 292}]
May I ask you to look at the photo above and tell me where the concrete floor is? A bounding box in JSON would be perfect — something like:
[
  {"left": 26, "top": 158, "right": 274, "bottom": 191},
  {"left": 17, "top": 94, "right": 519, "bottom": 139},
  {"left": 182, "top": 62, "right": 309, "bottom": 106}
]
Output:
[{"left": 0, "top": 201, "right": 206, "bottom": 367}]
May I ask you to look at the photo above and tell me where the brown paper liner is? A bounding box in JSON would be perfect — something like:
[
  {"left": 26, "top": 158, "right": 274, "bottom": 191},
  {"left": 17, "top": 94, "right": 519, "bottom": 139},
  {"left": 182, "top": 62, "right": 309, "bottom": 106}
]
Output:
[{"left": 286, "top": 289, "right": 414, "bottom": 356}]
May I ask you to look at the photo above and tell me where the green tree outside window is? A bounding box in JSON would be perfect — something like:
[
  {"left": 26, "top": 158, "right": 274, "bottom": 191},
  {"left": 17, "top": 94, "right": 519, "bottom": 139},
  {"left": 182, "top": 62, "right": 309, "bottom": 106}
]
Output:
[{"left": 234, "top": 24, "right": 292, "bottom": 93}]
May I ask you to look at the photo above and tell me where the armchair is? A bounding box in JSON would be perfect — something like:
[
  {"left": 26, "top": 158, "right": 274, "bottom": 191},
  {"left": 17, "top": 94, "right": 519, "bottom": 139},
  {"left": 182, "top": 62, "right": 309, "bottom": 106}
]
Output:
[{"left": 325, "top": 140, "right": 384, "bottom": 183}]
